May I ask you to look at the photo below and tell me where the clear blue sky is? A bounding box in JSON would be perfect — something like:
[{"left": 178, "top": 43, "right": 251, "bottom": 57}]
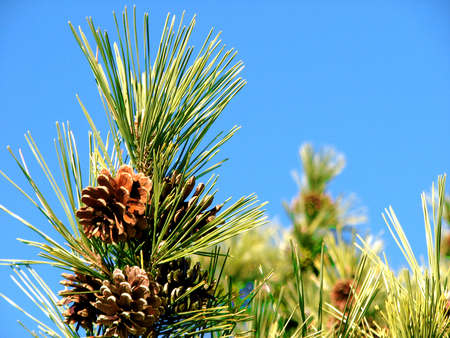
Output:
[{"left": 1, "top": 1, "right": 449, "bottom": 334}]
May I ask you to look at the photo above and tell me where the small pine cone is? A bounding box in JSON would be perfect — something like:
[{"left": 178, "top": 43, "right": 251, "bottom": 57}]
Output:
[
  {"left": 299, "top": 248, "right": 314, "bottom": 271},
  {"left": 94, "top": 266, "right": 165, "bottom": 338},
  {"left": 441, "top": 233, "right": 450, "bottom": 258},
  {"left": 444, "top": 290, "right": 450, "bottom": 318},
  {"left": 155, "top": 257, "right": 216, "bottom": 314},
  {"left": 303, "top": 191, "right": 323, "bottom": 217},
  {"left": 330, "top": 279, "right": 359, "bottom": 312},
  {"left": 152, "top": 171, "right": 224, "bottom": 240},
  {"left": 57, "top": 272, "right": 103, "bottom": 331},
  {"left": 76, "top": 164, "right": 152, "bottom": 243}
]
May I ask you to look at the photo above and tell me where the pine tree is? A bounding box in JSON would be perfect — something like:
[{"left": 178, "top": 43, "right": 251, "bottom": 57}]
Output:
[
  {"left": 2, "top": 7, "right": 450, "bottom": 338},
  {"left": 0, "top": 7, "right": 267, "bottom": 337}
]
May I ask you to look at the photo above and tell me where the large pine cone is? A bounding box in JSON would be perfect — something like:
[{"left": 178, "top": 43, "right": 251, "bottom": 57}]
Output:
[
  {"left": 57, "top": 272, "right": 103, "bottom": 331},
  {"left": 94, "top": 266, "right": 165, "bottom": 338},
  {"left": 76, "top": 165, "right": 151, "bottom": 243},
  {"left": 155, "top": 257, "right": 216, "bottom": 314}
]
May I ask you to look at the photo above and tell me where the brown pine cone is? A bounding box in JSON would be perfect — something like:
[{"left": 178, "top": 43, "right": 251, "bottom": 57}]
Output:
[
  {"left": 154, "top": 172, "right": 223, "bottom": 240},
  {"left": 441, "top": 233, "right": 450, "bottom": 258},
  {"left": 94, "top": 266, "right": 165, "bottom": 338},
  {"left": 76, "top": 164, "right": 152, "bottom": 243},
  {"left": 330, "top": 278, "right": 359, "bottom": 312},
  {"left": 57, "top": 272, "right": 103, "bottom": 331},
  {"left": 155, "top": 257, "right": 216, "bottom": 314},
  {"left": 444, "top": 290, "right": 450, "bottom": 318}
]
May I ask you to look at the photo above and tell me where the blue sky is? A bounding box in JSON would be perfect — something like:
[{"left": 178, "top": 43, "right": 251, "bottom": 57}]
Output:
[{"left": 1, "top": 1, "right": 449, "bottom": 334}]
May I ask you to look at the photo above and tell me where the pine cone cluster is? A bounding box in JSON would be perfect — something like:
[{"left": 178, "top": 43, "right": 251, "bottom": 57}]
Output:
[
  {"left": 94, "top": 266, "right": 165, "bottom": 338},
  {"left": 156, "top": 257, "right": 216, "bottom": 314},
  {"left": 70, "top": 165, "right": 222, "bottom": 334},
  {"left": 57, "top": 272, "right": 103, "bottom": 331},
  {"left": 58, "top": 266, "right": 166, "bottom": 337},
  {"left": 76, "top": 165, "right": 151, "bottom": 243},
  {"left": 76, "top": 166, "right": 223, "bottom": 244}
]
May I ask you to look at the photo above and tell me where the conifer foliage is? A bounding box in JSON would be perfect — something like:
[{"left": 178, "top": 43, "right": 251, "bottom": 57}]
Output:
[{"left": 0, "top": 7, "right": 266, "bottom": 337}]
